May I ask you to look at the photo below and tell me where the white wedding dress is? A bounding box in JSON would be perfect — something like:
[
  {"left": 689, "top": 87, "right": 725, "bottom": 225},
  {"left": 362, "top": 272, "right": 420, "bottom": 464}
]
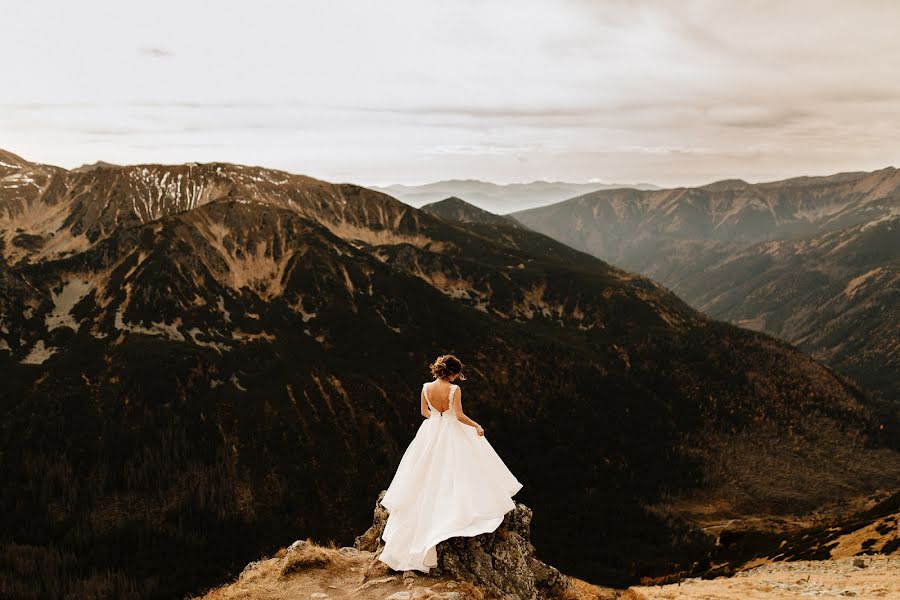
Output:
[{"left": 378, "top": 382, "right": 523, "bottom": 572}]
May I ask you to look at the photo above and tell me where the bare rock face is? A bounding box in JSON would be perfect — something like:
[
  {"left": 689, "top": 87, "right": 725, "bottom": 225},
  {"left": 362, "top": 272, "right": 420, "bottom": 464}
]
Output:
[
  {"left": 355, "top": 490, "right": 569, "bottom": 600},
  {"left": 354, "top": 490, "right": 391, "bottom": 553}
]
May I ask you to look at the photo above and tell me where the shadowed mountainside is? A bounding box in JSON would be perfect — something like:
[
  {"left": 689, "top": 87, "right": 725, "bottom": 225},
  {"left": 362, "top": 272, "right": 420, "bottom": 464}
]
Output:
[
  {"left": 656, "top": 216, "right": 899, "bottom": 401},
  {"left": 512, "top": 169, "right": 900, "bottom": 400},
  {"left": 1, "top": 150, "right": 898, "bottom": 598}
]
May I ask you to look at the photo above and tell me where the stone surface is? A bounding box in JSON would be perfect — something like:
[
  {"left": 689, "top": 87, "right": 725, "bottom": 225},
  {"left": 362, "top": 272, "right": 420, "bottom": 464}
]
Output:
[{"left": 354, "top": 490, "right": 569, "bottom": 600}]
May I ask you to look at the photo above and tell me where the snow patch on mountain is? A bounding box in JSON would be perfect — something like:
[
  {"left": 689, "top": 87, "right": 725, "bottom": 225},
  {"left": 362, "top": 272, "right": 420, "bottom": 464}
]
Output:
[
  {"left": 45, "top": 279, "right": 92, "bottom": 332},
  {"left": 114, "top": 308, "right": 185, "bottom": 341},
  {"left": 20, "top": 340, "right": 56, "bottom": 364}
]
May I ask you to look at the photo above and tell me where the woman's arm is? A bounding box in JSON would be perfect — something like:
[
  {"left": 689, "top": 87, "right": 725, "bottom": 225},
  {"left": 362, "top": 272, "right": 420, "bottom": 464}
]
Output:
[
  {"left": 453, "top": 388, "right": 484, "bottom": 435},
  {"left": 420, "top": 387, "right": 430, "bottom": 419}
]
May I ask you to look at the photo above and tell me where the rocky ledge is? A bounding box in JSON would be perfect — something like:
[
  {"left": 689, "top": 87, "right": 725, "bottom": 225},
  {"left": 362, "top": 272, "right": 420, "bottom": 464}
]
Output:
[
  {"left": 354, "top": 490, "right": 570, "bottom": 600},
  {"left": 199, "top": 491, "right": 604, "bottom": 600}
]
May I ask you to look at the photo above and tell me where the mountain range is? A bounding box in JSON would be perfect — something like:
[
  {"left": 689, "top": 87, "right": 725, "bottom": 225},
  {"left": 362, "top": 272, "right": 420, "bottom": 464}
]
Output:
[
  {"left": 1, "top": 149, "right": 897, "bottom": 599},
  {"left": 372, "top": 179, "right": 659, "bottom": 213},
  {"left": 512, "top": 169, "right": 900, "bottom": 401}
]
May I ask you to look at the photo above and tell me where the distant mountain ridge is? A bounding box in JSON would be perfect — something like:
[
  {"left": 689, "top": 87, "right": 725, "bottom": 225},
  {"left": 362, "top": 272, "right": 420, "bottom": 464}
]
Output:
[
  {"left": 512, "top": 167, "right": 900, "bottom": 400},
  {"left": 420, "top": 196, "right": 526, "bottom": 228},
  {"left": 373, "top": 178, "right": 660, "bottom": 213}
]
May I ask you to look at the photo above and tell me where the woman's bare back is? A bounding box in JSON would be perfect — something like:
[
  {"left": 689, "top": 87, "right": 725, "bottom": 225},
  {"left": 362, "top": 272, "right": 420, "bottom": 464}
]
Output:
[{"left": 425, "top": 379, "right": 454, "bottom": 413}]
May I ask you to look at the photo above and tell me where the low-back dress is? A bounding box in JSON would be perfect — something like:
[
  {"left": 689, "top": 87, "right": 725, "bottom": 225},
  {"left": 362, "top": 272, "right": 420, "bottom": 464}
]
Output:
[{"left": 378, "top": 382, "right": 523, "bottom": 572}]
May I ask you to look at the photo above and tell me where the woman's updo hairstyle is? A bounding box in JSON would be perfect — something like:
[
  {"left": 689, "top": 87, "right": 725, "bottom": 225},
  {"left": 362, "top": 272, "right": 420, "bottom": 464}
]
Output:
[{"left": 429, "top": 354, "right": 466, "bottom": 380}]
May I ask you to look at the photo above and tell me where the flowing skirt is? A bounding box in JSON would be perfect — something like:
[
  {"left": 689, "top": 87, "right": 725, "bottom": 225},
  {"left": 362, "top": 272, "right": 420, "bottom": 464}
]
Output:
[{"left": 378, "top": 413, "right": 522, "bottom": 572}]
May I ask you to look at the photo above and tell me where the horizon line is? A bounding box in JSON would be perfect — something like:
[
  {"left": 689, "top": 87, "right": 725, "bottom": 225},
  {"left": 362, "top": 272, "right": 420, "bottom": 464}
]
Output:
[{"left": 2, "top": 146, "right": 896, "bottom": 193}]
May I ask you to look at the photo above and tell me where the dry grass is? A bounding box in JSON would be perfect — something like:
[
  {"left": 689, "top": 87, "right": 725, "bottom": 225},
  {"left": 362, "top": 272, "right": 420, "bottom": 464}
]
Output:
[
  {"left": 830, "top": 511, "right": 899, "bottom": 559},
  {"left": 279, "top": 541, "right": 348, "bottom": 577},
  {"left": 195, "top": 539, "right": 495, "bottom": 600},
  {"left": 558, "top": 576, "right": 630, "bottom": 599}
]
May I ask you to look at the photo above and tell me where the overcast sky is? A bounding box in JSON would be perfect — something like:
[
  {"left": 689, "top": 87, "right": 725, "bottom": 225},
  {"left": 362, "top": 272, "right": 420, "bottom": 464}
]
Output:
[{"left": 2, "top": 0, "right": 899, "bottom": 187}]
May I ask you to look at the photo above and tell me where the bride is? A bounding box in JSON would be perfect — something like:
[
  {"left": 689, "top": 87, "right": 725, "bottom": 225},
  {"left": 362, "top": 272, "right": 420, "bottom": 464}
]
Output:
[{"left": 378, "top": 354, "right": 523, "bottom": 572}]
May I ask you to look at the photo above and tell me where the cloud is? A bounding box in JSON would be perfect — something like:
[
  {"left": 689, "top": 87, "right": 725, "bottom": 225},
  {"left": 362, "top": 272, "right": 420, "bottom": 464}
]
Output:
[
  {"left": 2, "top": 0, "right": 899, "bottom": 186},
  {"left": 356, "top": 104, "right": 596, "bottom": 119},
  {"left": 706, "top": 106, "right": 815, "bottom": 130},
  {"left": 422, "top": 144, "right": 539, "bottom": 157},
  {"left": 623, "top": 145, "right": 714, "bottom": 155},
  {"left": 139, "top": 46, "right": 174, "bottom": 58}
]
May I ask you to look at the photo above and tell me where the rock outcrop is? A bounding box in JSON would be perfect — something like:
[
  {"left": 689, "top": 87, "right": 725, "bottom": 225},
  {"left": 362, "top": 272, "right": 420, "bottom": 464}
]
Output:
[
  {"left": 200, "top": 491, "right": 601, "bottom": 600},
  {"left": 355, "top": 490, "right": 570, "bottom": 600}
]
